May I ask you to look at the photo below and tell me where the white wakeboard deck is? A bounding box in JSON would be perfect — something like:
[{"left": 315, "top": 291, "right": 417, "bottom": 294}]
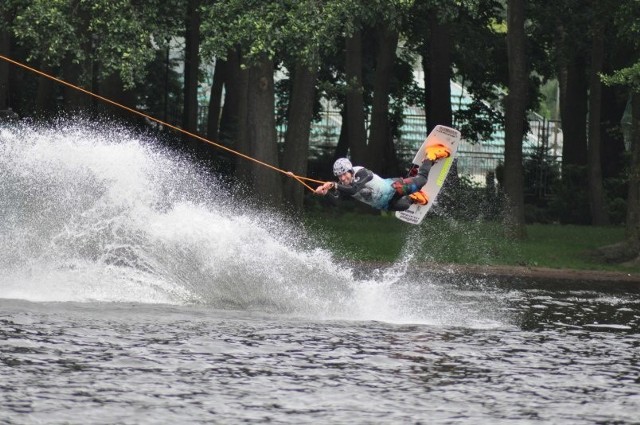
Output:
[{"left": 395, "top": 125, "right": 460, "bottom": 225}]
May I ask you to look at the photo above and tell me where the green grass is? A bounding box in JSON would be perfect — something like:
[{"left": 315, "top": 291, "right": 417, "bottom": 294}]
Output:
[{"left": 304, "top": 212, "right": 640, "bottom": 274}]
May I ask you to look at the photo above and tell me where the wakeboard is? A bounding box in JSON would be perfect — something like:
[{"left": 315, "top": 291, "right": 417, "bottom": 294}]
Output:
[{"left": 395, "top": 125, "right": 460, "bottom": 225}]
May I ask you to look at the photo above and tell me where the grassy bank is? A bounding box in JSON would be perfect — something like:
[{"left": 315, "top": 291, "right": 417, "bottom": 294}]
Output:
[{"left": 304, "top": 212, "right": 640, "bottom": 274}]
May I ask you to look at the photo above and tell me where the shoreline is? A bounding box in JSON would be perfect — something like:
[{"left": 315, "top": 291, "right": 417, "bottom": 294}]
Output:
[
  {"left": 444, "top": 264, "right": 640, "bottom": 284},
  {"left": 351, "top": 261, "right": 640, "bottom": 285}
]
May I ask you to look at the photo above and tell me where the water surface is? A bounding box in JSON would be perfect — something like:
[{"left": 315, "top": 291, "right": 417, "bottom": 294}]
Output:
[{"left": 2, "top": 282, "right": 639, "bottom": 424}]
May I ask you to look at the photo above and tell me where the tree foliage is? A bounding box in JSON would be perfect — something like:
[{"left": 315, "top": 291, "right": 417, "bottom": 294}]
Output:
[
  {"left": 602, "top": 0, "right": 640, "bottom": 90},
  {"left": 12, "top": 0, "right": 180, "bottom": 87},
  {"left": 201, "top": 0, "right": 344, "bottom": 67}
]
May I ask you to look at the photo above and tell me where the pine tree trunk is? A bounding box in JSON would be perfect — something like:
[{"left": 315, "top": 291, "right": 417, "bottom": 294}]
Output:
[
  {"left": 424, "top": 11, "right": 458, "bottom": 194},
  {"left": 220, "top": 49, "right": 242, "bottom": 145},
  {"left": 282, "top": 65, "right": 318, "bottom": 212},
  {"left": 596, "top": 92, "right": 640, "bottom": 264},
  {"left": 233, "top": 55, "right": 250, "bottom": 183},
  {"left": 344, "top": 31, "right": 368, "bottom": 165},
  {"left": 556, "top": 21, "right": 589, "bottom": 169},
  {"left": 62, "top": 59, "right": 90, "bottom": 113},
  {"left": 587, "top": 18, "right": 609, "bottom": 225},
  {"left": 504, "top": 0, "right": 528, "bottom": 239},
  {"left": 59, "top": 0, "right": 89, "bottom": 113},
  {"left": 600, "top": 84, "right": 628, "bottom": 178},
  {"left": 426, "top": 12, "right": 452, "bottom": 130},
  {"left": 367, "top": 25, "right": 399, "bottom": 176},
  {"left": 98, "top": 73, "right": 137, "bottom": 123},
  {"left": 207, "top": 58, "right": 226, "bottom": 140},
  {"left": 35, "top": 64, "right": 55, "bottom": 117},
  {"left": 183, "top": 0, "right": 201, "bottom": 144},
  {"left": 627, "top": 93, "right": 640, "bottom": 244},
  {"left": 245, "top": 56, "right": 282, "bottom": 208},
  {"left": 0, "top": 25, "right": 9, "bottom": 109},
  {"left": 334, "top": 106, "right": 349, "bottom": 160}
]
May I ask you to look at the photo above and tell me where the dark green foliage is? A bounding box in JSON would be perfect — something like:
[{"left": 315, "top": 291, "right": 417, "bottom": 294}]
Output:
[
  {"left": 522, "top": 145, "right": 561, "bottom": 223},
  {"left": 483, "top": 170, "right": 506, "bottom": 221},
  {"left": 388, "top": 51, "right": 422, "bottom": 141},
  {"left": 434, "top": 171, "right": 505, "bottom": 222},
  {"left": 549, "top": 165, "right": 590, "bottom": 225},
  {"left": 604, "top": 176, "right": 629, "bottom": 225},
  {"left": 546, "top": 167, "right": 628, "bottom": 227},
  {"left": 453, "top": 99, "right": 504, "bottom": 143},
  {"left": 602, "top": 0, "right": 640, "bottom": 90},
  {"left": 137, "top": 50, "right": 183, "bottom": 123},
  {"left": 13, "top": 0, "right": 164, "bottom": 88}
]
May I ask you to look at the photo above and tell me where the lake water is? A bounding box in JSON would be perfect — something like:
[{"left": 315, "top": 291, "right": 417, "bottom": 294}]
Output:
[
  {"left": 1, "top": 122, "right": 639, "bottom": 424},
  {"left": 2, "top": 279, "right": 639, "bottom": 424}
]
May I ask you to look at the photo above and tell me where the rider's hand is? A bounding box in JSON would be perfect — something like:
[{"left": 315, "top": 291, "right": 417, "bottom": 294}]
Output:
[{"left": 315, "top": 181, "right": 335, "bottom": 195}]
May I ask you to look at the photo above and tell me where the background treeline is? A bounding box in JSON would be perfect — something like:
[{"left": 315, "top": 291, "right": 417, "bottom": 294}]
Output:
[{"left": 1, "top": 0, "right": 640, "bottom": 261}]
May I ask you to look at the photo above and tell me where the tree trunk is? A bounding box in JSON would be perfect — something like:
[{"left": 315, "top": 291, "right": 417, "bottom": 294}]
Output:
[
  {"left": 423, "top": 11, "right": 459, "bottom": 199},
  {"left": 183, "top": 0, "right": 201, "bottom": 147},
  {"left": 587, "top": 17, "right": 609, "bottom": 225},
  {"left": 344, "top": 31, "right": 368, "bottom": 164},
  {"left": 426, "top": 12, "right": 452, "bottom": 131},
  {"left": 595, "top": 92, "right": 640, "bottom": 264},
  {"left": 560, "top": 59, "right": 589, "bottom": 168},
  {"left": 98, "top": 73, "right": 137, "bottom": 123},
  {"left": 233, "top": 55, "right": 250, "bottom": 184},
  {"left": 555, "top": 20, "right": 591, "bottom": 224},
  {"left": 504, "top": 0, "right": 528, "bottom": 239},
  {"left": 245, "top": 56, "right": 282, "bottom": 208},
  {"left": 282, "top": 65, "right": 318, "bottom": 212},
  {"left": 229, "top": 49, "right": 250, "bottom": 180},
  {"left": 600, "top": 84, "right": 628, "bottom": 179},
  {"left": 334, "top": 106, "right": 349, "bottom": 160},
  {"left": 627, "top": 93, "right": 640, "bottom": 244},
  {"left": 367, "top": 25, "right": 399, "bottom": 176},
  {"left": 563, "top": 57, "right": 589, "bottom": 167},
  {"left": 35, "top": 64, "right": 55, "bottom": 118},
  {"left": 421, "top": 53, "right": 431, "bottom": 128},
  {"left": 60, "top": 3, "right": 94, "bottom": 115},
  {"left": 62, "top": 58, "right": 90, "bottom": 113},
  {"left": 220, "top": 48, "right": 242, "bottom": 145},
  {"left": 207, "top": 57, "right": 226, "bottom": 140},
  {"left": 0, "top": 24, "right": 9, "bottom": 109}
]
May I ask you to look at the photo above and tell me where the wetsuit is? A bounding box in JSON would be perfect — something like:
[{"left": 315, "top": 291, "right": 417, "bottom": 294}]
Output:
[{"left": 329, "top": 160, "right": 432, "bottom": 211}]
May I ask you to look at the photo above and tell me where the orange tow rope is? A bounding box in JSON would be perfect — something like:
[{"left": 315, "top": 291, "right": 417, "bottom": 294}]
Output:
[{"left": 0, "top": 54, "right": 328, "bottom": 192}]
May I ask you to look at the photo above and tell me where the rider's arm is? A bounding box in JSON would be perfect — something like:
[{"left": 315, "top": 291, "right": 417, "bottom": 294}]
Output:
[{"left": 334, "top": 168, "right": 373, "bottom": 195}]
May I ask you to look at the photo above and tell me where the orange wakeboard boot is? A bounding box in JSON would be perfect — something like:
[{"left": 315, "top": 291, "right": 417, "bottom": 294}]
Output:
[
  {"left": 425, "top": 144, "right": 451, "bottom": 162},
  {"left": 408, "top": 190, "right": 429, "bottom": 206}
]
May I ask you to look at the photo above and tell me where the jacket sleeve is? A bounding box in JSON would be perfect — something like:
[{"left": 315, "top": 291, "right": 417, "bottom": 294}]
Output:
[{"left": 335, "top": 168, "right": 373, "bottom": 196}]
